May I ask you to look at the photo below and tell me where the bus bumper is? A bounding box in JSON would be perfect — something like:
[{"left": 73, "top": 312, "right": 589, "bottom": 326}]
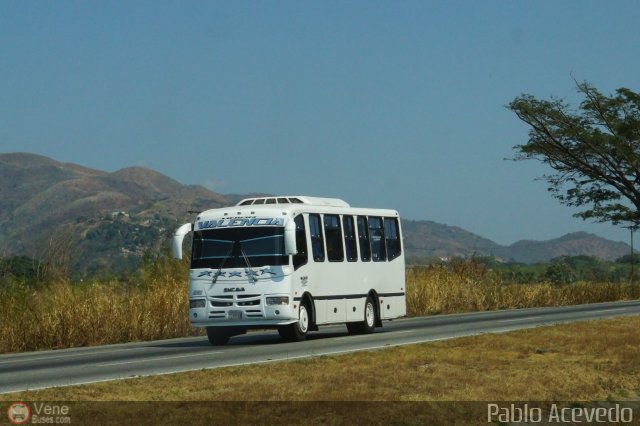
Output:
[{"left": 188, "top": 302, "right": 298, "bottom": 328}]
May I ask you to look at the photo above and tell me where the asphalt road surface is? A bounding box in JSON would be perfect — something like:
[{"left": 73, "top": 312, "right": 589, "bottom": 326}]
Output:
[{"left": 1, "top": 300, "right": 639, "bottom": 394}]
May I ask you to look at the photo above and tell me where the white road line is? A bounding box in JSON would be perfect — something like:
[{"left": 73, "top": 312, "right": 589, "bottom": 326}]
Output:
[
  {"left": 0, "top": 346, "right": 148, "bottom": 365},
  {"left": 497, "top": 307, "right": 630, "bottom": 324},
  {"left": 498, "top": 315, "right": 548, "bottom": 323},
  {"left": 98, "top": 351, "right": 223, "bottom": 367},
  {"left": 593, "top": 307, "right": 629, "bottom": 313}
]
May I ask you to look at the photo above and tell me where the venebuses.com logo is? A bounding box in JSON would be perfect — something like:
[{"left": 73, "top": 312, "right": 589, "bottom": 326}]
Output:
[
  {"left": 6, "top": 402, "right": 31, "bottom": 425},
  {"left": 6, "top": 401, "right": 71, "bottom": 424}
]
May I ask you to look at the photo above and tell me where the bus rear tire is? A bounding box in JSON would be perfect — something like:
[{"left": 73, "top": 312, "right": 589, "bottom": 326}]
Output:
[
  {"left": 278, "top": 304, "right": 310, "bottom": 342},
  {"left": 206, "top": 327, "right": 231, "bottom": 346},
  {"left": 347, "top": 296, "right": 376, "bottom": 335}
]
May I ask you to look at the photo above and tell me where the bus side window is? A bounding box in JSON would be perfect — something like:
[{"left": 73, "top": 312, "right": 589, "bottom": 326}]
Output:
[
  {"left": 343, "top": 216, "right": 358, "bottom": 262},
  {"left": 368, "top": 217, "right": 386, "bottom": 262},
  {"left": 293, "top": 215, "right": 308, "bottom": 270},
  {"left": 357, "top": 216, "right": 371, "bottom": 262},
  {"left": 309, "top": 214, "right": 325, "bottom": 262},
  {"left": 384, "top": 217, "right": 402, "bottom": 261},
  {"left": 324, "top": 214, "right": 344, "bottom": 262}
]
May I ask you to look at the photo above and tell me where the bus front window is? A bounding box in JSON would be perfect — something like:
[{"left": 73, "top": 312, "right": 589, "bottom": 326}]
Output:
[{"left": 191, "top": 227, "right": 287, "bottom": 269}]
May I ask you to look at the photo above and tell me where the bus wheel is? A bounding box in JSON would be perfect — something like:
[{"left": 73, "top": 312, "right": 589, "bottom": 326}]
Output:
[
  {"left": 278, "top": 304, "right": 309, "bottom": 342},
  {"left": 206, "top": 327, "right": 231, "bottom": 346},
  {"left": 347, "top": 296, "right": 376, "bottom": 335}
]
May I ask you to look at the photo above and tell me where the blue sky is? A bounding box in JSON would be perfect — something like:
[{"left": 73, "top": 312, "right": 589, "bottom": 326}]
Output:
[{"left": 1, "top": 1, "right": 639, "bottom": 245}]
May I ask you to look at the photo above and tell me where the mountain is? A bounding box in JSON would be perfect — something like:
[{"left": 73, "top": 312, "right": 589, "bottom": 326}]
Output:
[
  {"left": 0, "top": 153, "right": 228, "bottom": 275},
  {"left": 401, "top": 220, "right": 629, "bottom": 264},
  {"left": 502, "top": 232, "right": 631, "bottom": 263},
  {"left": 401, "top": 220, "right": 502, "bottom": 260},
  {"left": 0, "top": 153, "right": 631, "bottom": 275}
]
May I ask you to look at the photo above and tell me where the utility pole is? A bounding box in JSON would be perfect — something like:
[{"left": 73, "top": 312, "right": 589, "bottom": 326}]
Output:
[{"left": 623, "top": 223, "right": 639, "bottom": 297}]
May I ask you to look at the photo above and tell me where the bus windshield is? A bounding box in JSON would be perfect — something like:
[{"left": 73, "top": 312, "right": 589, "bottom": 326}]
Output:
[{"left": 191, "top": 227, "right": 288, "bottom": 269}]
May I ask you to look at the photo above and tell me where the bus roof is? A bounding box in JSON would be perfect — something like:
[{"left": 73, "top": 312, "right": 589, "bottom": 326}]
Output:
[
  {"left": 236, "top": 196, "right": 350, "bottom": 208},
  {"left": 194, "top": 196, "right": 399, "bottom": 225}
]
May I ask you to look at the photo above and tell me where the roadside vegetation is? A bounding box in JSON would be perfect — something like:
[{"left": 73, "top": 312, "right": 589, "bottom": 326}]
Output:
[
  {"left": 0, "top": 254, "right": 197, "bottom": 354},
  {"left": 0, "top": 254, "right": 637, "bottom": 354},
  {"left": 405, "top": 258, "right": 636, "bottom": 316}
]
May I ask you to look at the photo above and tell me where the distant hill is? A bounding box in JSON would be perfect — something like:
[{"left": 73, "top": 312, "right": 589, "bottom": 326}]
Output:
[
  {"left": 402, "top": 220, "right": 630, "bottom": 264},
  {"left": 501, "top": 232, "right": 631, "bottom": 263},
  {"left": 0, "top": 153, "right": 228, "bottom": 275},
  {"left": 402, "top": 220, "right": 502, "bottom": 260},
  {"left": 0, "top": 153, "right": 631, "bottom": 275}
]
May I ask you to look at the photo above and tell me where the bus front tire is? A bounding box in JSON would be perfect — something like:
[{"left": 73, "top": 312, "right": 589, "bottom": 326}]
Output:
[
  {"left": 278, "top": 304, "right": 310, "bottom": 342},
  {"left": 347, "top": 296, "right": 376, "bottom": 335}
]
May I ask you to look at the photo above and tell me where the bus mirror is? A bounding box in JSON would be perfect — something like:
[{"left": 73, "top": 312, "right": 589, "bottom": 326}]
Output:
[
  {"left": 284, "top": 220, "right": 297, "bottom": 255},
  {"left": 172, "top": 223, "right": 192, "bottom": 260}
]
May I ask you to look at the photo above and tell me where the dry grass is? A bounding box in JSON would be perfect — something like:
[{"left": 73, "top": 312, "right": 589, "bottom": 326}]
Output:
[
  {"left": 406, "top": 262, "right": 635, "bottom": 316},
  {"left": 0, "top": 259, "right": 199, "bottom": 354},
  {"left": 1, "top": 317, "right": 638, "bottom": 424},
  {"left": 0, "top": 259, "right": 636, "bottom": 354}
]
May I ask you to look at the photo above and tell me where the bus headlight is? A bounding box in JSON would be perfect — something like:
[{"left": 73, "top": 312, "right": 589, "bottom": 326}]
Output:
[
  {"left": 189, "top": 299, "right": 206, "bottom": 309},
  {"left": 266, "top": 296, "right": 289, "bottom": 306}
]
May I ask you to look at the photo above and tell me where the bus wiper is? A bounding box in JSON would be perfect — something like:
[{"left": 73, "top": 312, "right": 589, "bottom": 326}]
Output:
[
  {"left": 239, "top": 245, "right": 258, "bottom": 283},
  {"left": 212, "top": 243, "right": 235, "bottom": 283}
]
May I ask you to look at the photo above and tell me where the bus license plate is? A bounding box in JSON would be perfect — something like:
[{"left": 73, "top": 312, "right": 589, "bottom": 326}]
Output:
[{"left": 228, "top": 310, "right": 242, "bottom": 320}]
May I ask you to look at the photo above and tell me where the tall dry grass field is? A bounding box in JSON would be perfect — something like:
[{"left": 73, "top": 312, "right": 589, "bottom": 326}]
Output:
[
  {"left": 0, "top": 258, "right": 197, "bottom": 354},
  {"left": 0, "top": 258, "right": 635, "bottom": 354},
  {"left": 406, "top": 261, "right": 635, "bottom": 316}
]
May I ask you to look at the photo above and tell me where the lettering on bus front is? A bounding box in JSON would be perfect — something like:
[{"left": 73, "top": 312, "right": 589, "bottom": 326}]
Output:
[{"left": 198, "top": 217, "right": 285, "bottom": 230}]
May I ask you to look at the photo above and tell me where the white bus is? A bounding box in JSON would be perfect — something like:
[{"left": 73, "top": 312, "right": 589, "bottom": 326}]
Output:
[{"left": 172, "top": 196, "right": 406, "bottom": 345}]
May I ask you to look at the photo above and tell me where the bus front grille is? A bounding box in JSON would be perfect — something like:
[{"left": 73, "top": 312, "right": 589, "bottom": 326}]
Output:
[{"left": 207, "top": 294, "right": 264, "bottom": 319}]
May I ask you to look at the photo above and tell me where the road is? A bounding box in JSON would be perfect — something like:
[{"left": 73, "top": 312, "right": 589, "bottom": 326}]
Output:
[{"left": 1, "top": 300, "right": 639, "bottom": 394}]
